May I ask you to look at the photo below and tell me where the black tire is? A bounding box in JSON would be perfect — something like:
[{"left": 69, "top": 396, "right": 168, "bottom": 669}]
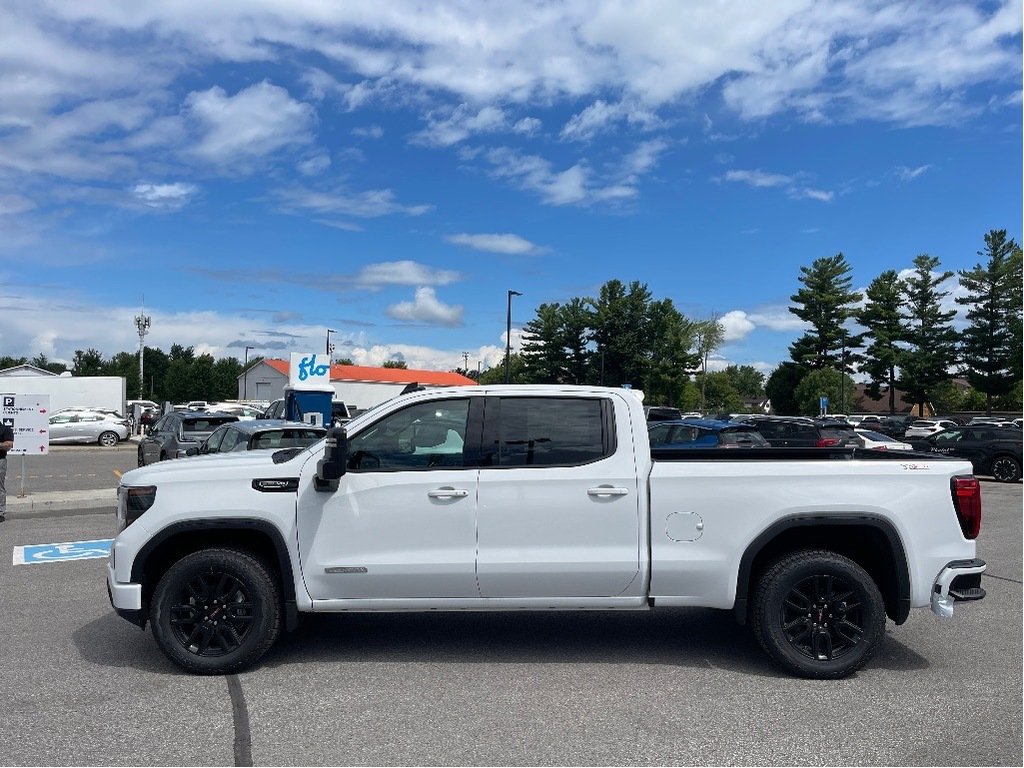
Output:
[
  {"left": 149, "top": 548, "right": 281, "bottom": 675},
  {"left": 990, "top": 455, "right": 1021, "bottom": 483},
  {"left": 751, "top": 549, "right": 886, "bottom": 679},
  {"left": 98, "top": 430, "right": 119, "bottom": 448}
]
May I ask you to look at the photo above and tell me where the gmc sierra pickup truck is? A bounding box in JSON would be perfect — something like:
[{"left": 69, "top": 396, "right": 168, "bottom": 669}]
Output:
[{"left": 106, "top": 385, "right": 986, "bottom": 679}]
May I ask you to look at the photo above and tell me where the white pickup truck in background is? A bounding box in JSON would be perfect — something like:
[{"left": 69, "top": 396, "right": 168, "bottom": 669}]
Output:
[{"left": 106, "top": 385, "right": 986, "bottom": 678}]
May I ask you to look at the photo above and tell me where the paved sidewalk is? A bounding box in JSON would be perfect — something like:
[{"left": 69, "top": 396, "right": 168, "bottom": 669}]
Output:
[{"left": 6, "top": 488, "right": 116, "bottom": 518}]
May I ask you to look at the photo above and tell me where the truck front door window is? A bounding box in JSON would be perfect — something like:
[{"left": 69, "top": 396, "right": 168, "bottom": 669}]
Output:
[{"left": 347, "top": 399, "right": 470, "bottom": 471}]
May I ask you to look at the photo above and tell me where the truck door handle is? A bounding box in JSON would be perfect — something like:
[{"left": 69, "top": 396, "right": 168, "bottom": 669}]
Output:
[
  {"left": 588, "top": 486, "right": 629, "bottom": 497},
  {"left": 427, "top": 487, "right": 469, "bottom": 499}
]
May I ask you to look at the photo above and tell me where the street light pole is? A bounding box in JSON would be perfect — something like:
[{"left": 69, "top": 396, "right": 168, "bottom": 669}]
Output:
[
  {"left": 243, "top": 345, "right": 254, "bottom": 400},
  {"left": 505, "top": 290, "right": 521, "bottom": 384},
  {"left": 326, "top": 328, "right": 336, "bottom": 359}
]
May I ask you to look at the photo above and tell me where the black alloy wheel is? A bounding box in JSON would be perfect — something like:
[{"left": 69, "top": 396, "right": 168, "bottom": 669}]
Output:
[
  {"left": 150, "top": 548, "right": 280, "bottom": 674},
  {"left": 780, "top": 573, "right": 864, "bottom": 662},
  {"left": 990, "top": 455, "right": 1021, "bottom": 483},
  {"left": 752, "top": 549, "right": 886, "bottom": 679}
]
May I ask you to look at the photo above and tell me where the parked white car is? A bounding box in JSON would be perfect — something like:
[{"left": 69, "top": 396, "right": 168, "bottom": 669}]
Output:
[
  {"left": 855, "top": 428, "right": 913, "bottom": 451},
  {"left": 904, "top": 419, "right": 959, "bottom": 439},
  {"left": 48, "top": 411, "right": 130, "bottom": 446}
]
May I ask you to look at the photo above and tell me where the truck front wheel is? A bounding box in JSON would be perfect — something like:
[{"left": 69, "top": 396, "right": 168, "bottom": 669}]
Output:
[
  {"left": 150, "top": 548, "right": 281, "bottom": 675},
  {"left": 752, "top": 550, "right": 886, "bottom": 679}
]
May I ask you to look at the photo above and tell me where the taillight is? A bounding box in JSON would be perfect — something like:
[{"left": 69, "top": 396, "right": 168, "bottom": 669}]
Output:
[
  {"left": 951, "top": 476, "right": 982, "bottom": 539},
  {"left": 817, "top": 437, "right": 841, "bottom": 447}
]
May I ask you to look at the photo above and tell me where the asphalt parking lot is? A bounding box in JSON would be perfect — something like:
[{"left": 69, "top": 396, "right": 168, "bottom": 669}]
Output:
[{"left": 0, "top": 449, "right": 1021, "bottom": 766}]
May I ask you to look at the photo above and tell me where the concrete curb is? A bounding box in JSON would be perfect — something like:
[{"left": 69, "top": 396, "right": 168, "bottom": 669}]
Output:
[{"left": 6, "top": 490, "right": 117, "bottom": 519}]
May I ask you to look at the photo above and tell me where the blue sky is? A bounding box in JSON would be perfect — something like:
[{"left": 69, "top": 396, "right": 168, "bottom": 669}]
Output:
[{"left": 0, "top": 0, "right": 1021, "bottom": 376}]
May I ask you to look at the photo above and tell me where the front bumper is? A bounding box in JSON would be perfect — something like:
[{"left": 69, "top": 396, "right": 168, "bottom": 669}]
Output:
[
  {"left": 107, "top": 562, "right": 146, "bottom": 628},
  {"left": 931, "top": 558, "right": 987, "bottom": 618}
]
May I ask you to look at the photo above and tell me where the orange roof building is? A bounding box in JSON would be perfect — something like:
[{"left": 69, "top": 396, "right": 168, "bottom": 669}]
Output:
[{"left": 239, "top": 358, "right": 475, "bottom": 411}]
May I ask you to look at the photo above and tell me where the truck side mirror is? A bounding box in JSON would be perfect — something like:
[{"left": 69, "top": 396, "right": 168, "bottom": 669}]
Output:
[{"left": 315, "top": 427, "right": 347, "bottom": 491}]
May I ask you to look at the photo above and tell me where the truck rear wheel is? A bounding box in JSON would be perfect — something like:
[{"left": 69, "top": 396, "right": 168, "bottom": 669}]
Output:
[
  {"left": 752, "top": 550, "right": 885, "bottom": 679},
  {"left": 150, "top": 548, "right": 281, "bottom": 675}
]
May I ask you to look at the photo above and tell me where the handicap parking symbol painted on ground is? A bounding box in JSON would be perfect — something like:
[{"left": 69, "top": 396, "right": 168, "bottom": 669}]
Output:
[{"left": 13, "top": 538, "right": 113, "bottom": 565}]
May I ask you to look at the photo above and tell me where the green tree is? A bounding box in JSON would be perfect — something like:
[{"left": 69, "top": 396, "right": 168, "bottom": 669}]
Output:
[
  {"left": 478, "top": 354, "right": 527, "bottom": 384},
  {"left": 212, "top": 357, "right": 243, "bottom": 400},
  {"left": 856, "top": 270, "right": 906, "bottom": 415},
  {"left": 72, "top": 348, "right": 105, "bottom": 375},
  {"left": 645, "top": 299, "right": 699, "bottom": 405},
  {"left": 788, "top": 254, "right": 863, "bottom": 370},
  {"left": 30, "top": 354, "right": 67, "bottom": 374},
  {"left": 105, "top": 351, "right": 141, "bottom": 399},
  {"left": 520, "top": 302, "right": 571, "bottom": 383},
  {"left": 696, "top": 371, "right": 745, "bottom": 413},
  {"left": 794, "top": 368, "right": 856, "bottom": 417},
  {"left": 897, "top": 254, "right": 959, "bottom": 416},
  {"left": 382, "top": 360, "right": 408, "bottom": 369},
  {"left": 956, "top": 229, "right": 1024, "bottom": 415},
  {"left": 589, "top": 280, "right": 652, "bottom": 388},
  {"left": 765, "top": 362, "right": 807, "bottom": 415},
  {"left": 721, "top": 365, "right": 765, "bottom": 400},
  {"left": 0, "top": 355, "right": 28, "bottom": 369},
  {"left": 693, "top": 317, "right": 725, "bottom": 411}
]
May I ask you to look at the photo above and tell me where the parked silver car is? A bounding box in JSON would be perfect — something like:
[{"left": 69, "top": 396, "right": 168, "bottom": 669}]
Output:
[{"left": 48, "top": 411, "right": 131, "bottom": 446}]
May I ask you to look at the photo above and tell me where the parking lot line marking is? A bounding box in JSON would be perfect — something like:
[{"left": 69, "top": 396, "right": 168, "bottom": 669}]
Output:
[{"left": 13, "top": 538, "right": 114, "bottom": 565}]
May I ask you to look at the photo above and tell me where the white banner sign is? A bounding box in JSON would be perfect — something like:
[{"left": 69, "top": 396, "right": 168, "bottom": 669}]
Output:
[
  {"left": 2, "top": 393, "right": 51, "bottom": 455},
  {"left": 288, "top": 352, "right": 332, "bottom": 389}
]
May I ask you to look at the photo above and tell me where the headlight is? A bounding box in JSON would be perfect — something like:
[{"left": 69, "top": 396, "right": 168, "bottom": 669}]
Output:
[{"left": 117, "top": 485, "right": 157, "bottom": 531}]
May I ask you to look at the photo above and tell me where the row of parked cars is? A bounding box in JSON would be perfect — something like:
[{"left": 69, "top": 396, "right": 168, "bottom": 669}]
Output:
[{"left": 646, "top": 411, "right": 1023, "bottom": 483}]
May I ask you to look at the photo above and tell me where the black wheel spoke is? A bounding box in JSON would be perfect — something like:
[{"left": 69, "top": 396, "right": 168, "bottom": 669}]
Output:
[
  {"left": 168, "top": 568, "right": 255, "bottom": 657},
  {"left": 781, "top": 571, "right": 867, "bottom": 663}
]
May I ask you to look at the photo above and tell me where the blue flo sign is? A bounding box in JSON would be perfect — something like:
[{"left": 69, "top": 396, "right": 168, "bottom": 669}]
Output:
[{"left": 289, "top": 353, "right": 331, "bottom": 388}]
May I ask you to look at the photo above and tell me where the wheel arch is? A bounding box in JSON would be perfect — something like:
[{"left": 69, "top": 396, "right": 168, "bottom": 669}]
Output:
[
  {"left": 733, "top": 514, "right": 911, "bottom": 626},
  {"left": 131, "top": 518, "right": 299, "bottom": 632}
]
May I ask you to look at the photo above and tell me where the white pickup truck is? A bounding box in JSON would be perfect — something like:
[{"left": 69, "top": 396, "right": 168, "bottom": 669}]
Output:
[{"left": 106, "top": 385, "right": 986, "bottom": 679}]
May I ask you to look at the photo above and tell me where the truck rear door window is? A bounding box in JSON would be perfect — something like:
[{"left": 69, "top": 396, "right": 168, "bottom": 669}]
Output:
[{"left": 495, "top": 397, "right": 612, "bottom": 467}]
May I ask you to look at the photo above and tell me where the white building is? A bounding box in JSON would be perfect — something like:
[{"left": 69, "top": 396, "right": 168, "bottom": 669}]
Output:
[{"left": 238, "top": 359, "right": 476, "bottom": 411}]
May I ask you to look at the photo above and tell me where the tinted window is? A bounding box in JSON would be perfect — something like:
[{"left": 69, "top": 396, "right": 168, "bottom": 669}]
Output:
[
  {"left": 720, "top": 428, "right": 770, "bottom": 447},
  {"left": 348, "top": 399, "right": 470, "bottom": 471},
  {"left": 221, "top": 429, "right": 242, "bottom": 451},
  {"left": 182, "top": 417, "right": 237, "bottom": 433},
  {"left": 496, "top": 397, "right": 610, "bottom": 467}
]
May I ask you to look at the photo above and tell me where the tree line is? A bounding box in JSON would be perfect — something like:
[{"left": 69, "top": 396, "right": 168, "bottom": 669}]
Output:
[
  {"left": 3, "top": 229, "right": 1020, "bottom": 416},
  {"left": 469, "top": 228, "right": 1022, "bottom": 416}
]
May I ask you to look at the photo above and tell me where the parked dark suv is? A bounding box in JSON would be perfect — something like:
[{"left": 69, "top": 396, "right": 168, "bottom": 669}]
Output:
[
  {"left": 733, "top": 416, "right": 864, "bottom": 448},
  {"left": 138, "top": 411, "right": 239, "bottom": 466},
  {"left": 908, "top": 425, "right": 1022, "bottom": 483}
]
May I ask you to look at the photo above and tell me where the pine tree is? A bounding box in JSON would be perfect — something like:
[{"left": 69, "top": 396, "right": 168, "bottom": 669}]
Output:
[
  {"left": 956, "top": 229, "right": 1023, "bottom": 415},
  {"left": 856, "top": 270, "right": 906, "bottom": 415},
  {"left": 788, "top": 253, "right": 864, "bottom": 371},
  {"left": 897, "top": 255, "right": 959, "bottom": 416}
]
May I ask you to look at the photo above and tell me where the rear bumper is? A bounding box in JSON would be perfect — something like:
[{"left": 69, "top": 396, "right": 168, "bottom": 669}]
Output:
[{"left": 931, "top": 558, "right": 986, "bottom": 618}]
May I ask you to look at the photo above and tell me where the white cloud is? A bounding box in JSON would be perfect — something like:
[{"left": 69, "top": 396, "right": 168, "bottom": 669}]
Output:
[
  {"left": 445, "top": 233, "right": 542, "bottom": 255},
  {"left": 131, "top": 182, "right": 198, "bottom": 209},
  {"left": 0, "top": 195, "right": 36, "bottom": 215},
  {"left": 413, "top": 104, "right": 510, "bottom": 147},
  {"left": 721, "top": 168, "right": 833, "bottom": 201},
  {"left": 387, "top": 287, "right": 464, "bottom": 326},
  {"left": 719, "top": 310, "right": 757, "bottom": 342},
  {"left": 352, "top": 125, "right": 384, "bottom": 139},
  {"left": 353, "top": 262, "right": 460, "bottom": 289},
  {"left": 561, "top": 99, "right": 661, "bottom": 141},
  {"left": 276, "top": 186, "right": 432, "bottom": 218},
  {"left": 297, "top": 154, "right": 331, "bottom": 176},
  {"left": 896, "top": 164, "right": 931, "bottom": 181},
  {"left": 185, "top": 81, "right": 316, "bottom": 165},
  {"left": 512, "top": 117, "right": 542, "bottom": 135},
  {"left": 724, "top": 169, "right": 794, "bottom": 188},
  {"left": 485, "top": 148, "right": 648, "bottom": 207}
]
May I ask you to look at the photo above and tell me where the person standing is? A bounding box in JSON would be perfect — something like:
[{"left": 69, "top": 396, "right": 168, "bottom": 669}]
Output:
[{"left": 0, "top": 418, "right": 13, "bottom": 523}]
